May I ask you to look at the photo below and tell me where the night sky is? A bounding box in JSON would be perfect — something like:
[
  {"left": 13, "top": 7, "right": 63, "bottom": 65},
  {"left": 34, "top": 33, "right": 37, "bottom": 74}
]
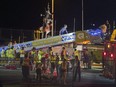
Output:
[{"left": 0, "top": 0, "right": 116, "bottom": 33}]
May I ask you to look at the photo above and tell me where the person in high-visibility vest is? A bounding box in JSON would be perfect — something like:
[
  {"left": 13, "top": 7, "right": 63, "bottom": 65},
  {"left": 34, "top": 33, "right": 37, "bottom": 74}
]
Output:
[
  {"left": 8, "top": 46, "right": 16, "bottom": 66},
  {"left": 28, "top": 47, "right": 37, "bottom": 71},
  {"left": 50, "top": 54, "right": 56, "bottom": 74},
  {"left": 8, "top": 47, "right": 13, "bottom": 61},
  {"left": 22, "top": 53, "right": 30, "bottom": 80},
  {"left": 48, "top": 47, "right": 55, "bottom": 74},
  {"left": 73, "top": 54, "right": 81, "bottom": 82},
  {"left": 6, "top": 48, "right": 9, "bottom": 58},
  {"left": 9, "top": 46, "right": 15, "bottom": 59},
  {"left": 74, "top": 49, "right": 79, "bottom": 59},
  {"left": 9, "top": 48, "right": 13, "bottom": 58},
  {"left": 55, "top": 53, "right": 62, "bottom": 78},
  {"left": 48, "top": 47, "right": 53, "bottom": 59},
  {"left": 29, "top": 47, "right": 37, "bottom": 64},
  {"left": 37, "top": 50, "right": 42, "bottom": 64},
  {"left": 61, "top": 59, "right": 67, "bottom": 85},
  {"left": 38, "top": 48, "right": 44, "bottom": 58},
  {"left": 35, "top": 63, "right": 42, "bottom": 82},
  {"left": 5, "top": 48, "right": 10, "bottom": 65},
  {"left": 19, "top": 47, "right": 25, "bottom": 65}
]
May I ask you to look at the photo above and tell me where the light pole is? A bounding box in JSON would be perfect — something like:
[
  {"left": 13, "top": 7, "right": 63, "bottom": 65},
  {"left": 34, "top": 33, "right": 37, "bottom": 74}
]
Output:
[
  {"left": 82, "top": 0, "right": 84, "bottom": 31},
  {"left": 52, "top": 0, "right": 54, "bottom": 36}
]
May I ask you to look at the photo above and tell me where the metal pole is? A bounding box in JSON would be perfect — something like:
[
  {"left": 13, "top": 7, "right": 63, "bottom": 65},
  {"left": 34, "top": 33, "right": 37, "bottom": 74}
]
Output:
[
  {"left": 114, "top": 58, "right": 116, "bottom": 85},
  {"left": 52, "top": 0, "right": 54, "bottom": 36},
  {"left": 82, "top": 0, "right": 84, "bottom": 31}
]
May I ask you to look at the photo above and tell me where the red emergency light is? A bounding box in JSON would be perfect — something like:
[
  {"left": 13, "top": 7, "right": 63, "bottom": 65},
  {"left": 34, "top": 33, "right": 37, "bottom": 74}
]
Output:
[
  {"left": 103, "top": 52, "right": 106, "bottom": 56},
  {"left": 110, "top": 53, "right": 114, "bottom": 58}
]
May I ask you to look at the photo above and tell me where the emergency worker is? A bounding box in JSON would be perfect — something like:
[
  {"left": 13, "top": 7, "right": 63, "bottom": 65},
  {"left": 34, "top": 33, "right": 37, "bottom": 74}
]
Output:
[
  {"left": 38, "top": 48, "right": 45, "bottom": 68},
  {"left": 36, "top": 63, "right": 42, "bottom": 82},
  {"left": 61, "top": 59, "right": 67, "bottom": 85},
  {"left": 8, "top": 46, "right": 16, "bottom": 65},
  {"left": 6, "top": 48, "right": 10, "bottom": 65},
  {"left": 55, "top": 53, "right": 62, "bottom": 78},
  {"left": 74, "top": 49, "right": 79, "bottom": 58},
  {"left": 49, "top": 47, "right": 53, "bottom": 59},
  {"left": 19, "top": 47, "right": 25, "bottom": 65},
  {"left": 28, "top": 47, "right": 37, "bottom": 70},
  {"left": 35, "top": 49, "right": 43, "bottom": 81},
  {"left": 49, "top": 47, "right": 55, "bottom": 74},
  {"left": 22, "top": 52, "right": 30, "bottom": 80},
  {"left": 37, "top": 51, "right": 42, "bottom": 64},
  {"left": 73, "top": 55, "right": 81, "bottom": 82},
  {"left": 29, "top": 47, "right": 37, "bottom": 64},
  {"left": 72, "top": 49, "right": 79, "bottom": 69},
  {"left": 50, "top": 54, "right": 56, "bottom": 74}
]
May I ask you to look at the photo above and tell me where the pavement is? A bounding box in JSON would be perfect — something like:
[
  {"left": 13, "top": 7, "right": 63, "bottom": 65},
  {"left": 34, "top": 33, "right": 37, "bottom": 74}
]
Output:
[{"left": 0, "top": 65, "right": 115, "bottom": 87}]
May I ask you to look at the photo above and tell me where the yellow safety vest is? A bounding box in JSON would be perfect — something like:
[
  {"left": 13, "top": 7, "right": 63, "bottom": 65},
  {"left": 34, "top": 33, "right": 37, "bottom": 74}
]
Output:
[
  {"left": 50, "top": 56, "right": 56, "bottom": 63},
  {"left": 37, "top": 53, "right": 42, "bottom": 63},
  {"left": 9, "top": 49, "right": 14, "bottom": 58},
  {"left": 6, "top": 49, "right": 10, "bottom": 58},
  {"left": 58, "top": 56, "right": 62, "bottom": 65},
  {"left": 19, "top": 50, "right": 25, "bottom": 57},
  {"left": 74, "top": 50, "right": 79, "bottom": 56}
]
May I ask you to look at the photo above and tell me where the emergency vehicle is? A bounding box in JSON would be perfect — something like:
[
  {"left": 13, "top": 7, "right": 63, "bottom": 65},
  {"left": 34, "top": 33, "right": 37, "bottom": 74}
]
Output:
[
  {"left": 101, "top": 28, "right": 116, "bottom": 80},
  {"left": 102, "top": 41, "right": 116, "bottom": 79}
]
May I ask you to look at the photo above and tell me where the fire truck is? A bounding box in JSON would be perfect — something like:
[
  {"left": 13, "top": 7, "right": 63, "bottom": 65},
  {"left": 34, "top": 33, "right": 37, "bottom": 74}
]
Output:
[
  {"left": 102, "top": 41, "right": 116, "bottom": 80},
  {"left": 102, "top": 28, "right": 116, "bottom": 80}
]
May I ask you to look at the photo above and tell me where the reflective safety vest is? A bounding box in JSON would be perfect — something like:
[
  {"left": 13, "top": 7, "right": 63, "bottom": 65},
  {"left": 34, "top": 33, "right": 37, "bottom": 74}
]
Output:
[
  {"left": 9, "top": 49, "right": 14, "bottom": 58},
  {"left": 49, "top": 50, "right": 53, "bottom": 58},
  {"left": 36, "top": 53, "right": 42, "bottom": 63},
  {"left": 58, "top": 56, "right": 62, "bottom": 65},
  {"left": 19, "top": 50, "right": 25, "bottom": 58},
  {"left": 50, "top": 56, "right": 56, "bottom": 63},
  {"left": 38, "top": 50, "right": 45, "bottom": 58},
  {"left": 30, "top": 51, "right": 36, "bottom": 58},
  {"left": 74, "top": 50, "right": 79, "bottom": 56},
  {"left": 6, "top": 49, "right": 10, "bottom": 58},
  {"left": 38, "top": 50, "right": 43, "bottom": 55}
]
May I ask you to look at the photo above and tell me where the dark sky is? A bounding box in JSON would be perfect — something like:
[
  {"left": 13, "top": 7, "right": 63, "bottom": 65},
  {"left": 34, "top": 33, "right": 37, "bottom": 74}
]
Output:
[{"left": 0, "top": 0, "right": 116, "bottom": 32}]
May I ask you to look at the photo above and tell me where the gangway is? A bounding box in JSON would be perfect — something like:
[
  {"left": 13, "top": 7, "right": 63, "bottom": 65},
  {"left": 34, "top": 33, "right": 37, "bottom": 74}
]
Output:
[{"left": 0, "top": 32, "right": 75, "bottom": 52}]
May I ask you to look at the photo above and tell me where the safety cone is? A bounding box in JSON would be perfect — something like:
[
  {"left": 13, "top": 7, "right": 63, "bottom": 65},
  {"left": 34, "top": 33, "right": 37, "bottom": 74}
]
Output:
[{"left": 53, "top": 67, "right": 57, "bottom": 77}]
